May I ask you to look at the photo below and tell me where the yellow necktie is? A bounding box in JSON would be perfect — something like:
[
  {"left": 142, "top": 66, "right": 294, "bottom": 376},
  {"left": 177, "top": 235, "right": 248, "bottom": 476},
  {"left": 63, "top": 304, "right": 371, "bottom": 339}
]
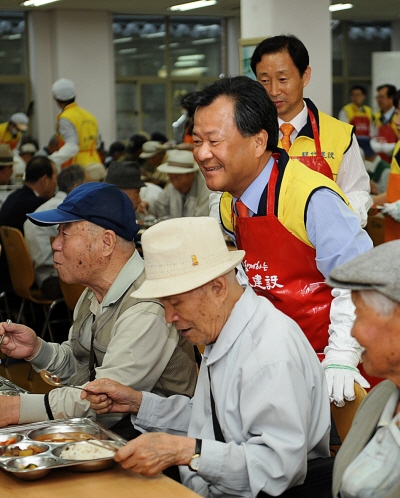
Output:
[{"left": 280, "top": 123, "right": 295, "bottom": 153}]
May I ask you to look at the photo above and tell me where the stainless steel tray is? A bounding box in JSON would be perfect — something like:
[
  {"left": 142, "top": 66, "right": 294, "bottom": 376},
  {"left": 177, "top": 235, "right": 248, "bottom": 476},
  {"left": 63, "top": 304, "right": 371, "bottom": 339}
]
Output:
[
  {"left": 0, "top": 375, "right": 29, "bottom": 395},
  {"left": 0, "top": 418, "right": 126, "bottom": 480}
]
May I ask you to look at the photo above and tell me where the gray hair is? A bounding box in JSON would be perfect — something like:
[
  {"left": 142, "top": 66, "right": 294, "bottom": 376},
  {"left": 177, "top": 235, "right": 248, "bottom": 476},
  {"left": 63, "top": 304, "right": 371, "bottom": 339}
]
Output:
[{"left": 359, "top": 290, "right": 398, "bottom": 316}]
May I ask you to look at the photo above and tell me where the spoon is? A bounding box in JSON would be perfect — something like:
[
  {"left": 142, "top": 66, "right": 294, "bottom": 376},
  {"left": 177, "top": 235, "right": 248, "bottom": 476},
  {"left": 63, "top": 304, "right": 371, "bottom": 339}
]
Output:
[
  {"left": 40, "top": 370, "right": 87, "bottom": 391},
  {"left": 0, "top": 319, "right": 12, "bottom": 347}
]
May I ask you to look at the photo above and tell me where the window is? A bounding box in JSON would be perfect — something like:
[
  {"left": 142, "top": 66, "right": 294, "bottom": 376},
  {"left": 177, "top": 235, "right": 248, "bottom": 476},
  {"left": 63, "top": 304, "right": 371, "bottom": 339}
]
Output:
[
  {"left": 0, "top": 11, "right": 29, "bottom": 124},
  {"left": 113, "top": 15, "right": 223, "bottom": 139}
]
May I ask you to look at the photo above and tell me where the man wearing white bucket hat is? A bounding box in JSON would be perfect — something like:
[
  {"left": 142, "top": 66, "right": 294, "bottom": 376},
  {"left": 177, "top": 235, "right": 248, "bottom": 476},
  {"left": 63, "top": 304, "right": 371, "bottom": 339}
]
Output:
[
  {"left": 140, "top": 149, "right": 210, "bottom": 219},
  {"left": 82, "top": 216, "right": 331, "bottom": 497}
]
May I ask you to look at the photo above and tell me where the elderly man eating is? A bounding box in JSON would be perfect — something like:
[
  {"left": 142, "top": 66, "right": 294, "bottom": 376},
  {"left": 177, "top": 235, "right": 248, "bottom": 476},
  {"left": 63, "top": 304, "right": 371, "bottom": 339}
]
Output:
[
  {"left": 0, "top": 183, "right": 196, "bottom": 435},
  {"left": 82, "top": 216, "right": 331, "bottom": 498},
  {"left": 327, "top": 241, "right": 400, "bottom": 498}
]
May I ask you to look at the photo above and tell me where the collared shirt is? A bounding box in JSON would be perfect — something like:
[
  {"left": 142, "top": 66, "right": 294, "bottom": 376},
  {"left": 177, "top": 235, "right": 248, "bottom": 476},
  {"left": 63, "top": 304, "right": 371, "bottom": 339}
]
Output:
[
  {"left": 277, "top": 100, "right": 372, "bottom": 227},
  {"left": 24, "top": 190, "right": 67, "bottom": 287},
  {"left": 340, "top": 388, "right": 400, "bottom": 498},
  {"left": 232, "top": 156, "right": 372, "bottom": 279},
  {"left": 133, "top": 286, "right": 330, "bottom": 497}
]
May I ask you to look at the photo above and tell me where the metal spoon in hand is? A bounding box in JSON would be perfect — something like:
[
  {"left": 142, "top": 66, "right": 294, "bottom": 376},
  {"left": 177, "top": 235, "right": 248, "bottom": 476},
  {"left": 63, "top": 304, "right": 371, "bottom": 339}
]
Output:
[{"left": 40, "top": 370, "right": 88, "bottom": 391}]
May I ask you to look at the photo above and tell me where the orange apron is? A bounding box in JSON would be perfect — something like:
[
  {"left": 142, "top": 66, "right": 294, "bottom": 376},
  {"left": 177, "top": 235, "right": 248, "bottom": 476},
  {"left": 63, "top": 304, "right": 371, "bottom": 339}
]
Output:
[{"left": 234, "top": 154, "right": 331, "bottom": 356}]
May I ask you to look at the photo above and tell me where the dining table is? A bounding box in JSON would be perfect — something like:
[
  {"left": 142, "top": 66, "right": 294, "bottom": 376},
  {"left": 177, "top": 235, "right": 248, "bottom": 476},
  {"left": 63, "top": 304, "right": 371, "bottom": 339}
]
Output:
[{"left": 0, "top": 462, "right": 201, "bottom": 497}]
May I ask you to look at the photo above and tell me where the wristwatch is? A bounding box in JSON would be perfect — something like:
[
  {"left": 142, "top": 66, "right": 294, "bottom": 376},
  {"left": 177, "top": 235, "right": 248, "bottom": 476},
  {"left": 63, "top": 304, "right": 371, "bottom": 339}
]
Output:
[{"left": 188, "top": 438, "right": 202, "bottom": 472}]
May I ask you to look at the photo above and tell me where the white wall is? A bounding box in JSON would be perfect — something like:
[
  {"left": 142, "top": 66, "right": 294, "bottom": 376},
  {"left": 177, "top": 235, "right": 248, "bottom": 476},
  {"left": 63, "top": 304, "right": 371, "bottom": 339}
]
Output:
[
  {"left": 372, "top": 51, "right": 400, "bottom": 112},
  {"left": 28, "top": 10, "right": 116, "bottom": 150},
  {"left": 240, "top": 0, "right": 332, "bottom": 114}
]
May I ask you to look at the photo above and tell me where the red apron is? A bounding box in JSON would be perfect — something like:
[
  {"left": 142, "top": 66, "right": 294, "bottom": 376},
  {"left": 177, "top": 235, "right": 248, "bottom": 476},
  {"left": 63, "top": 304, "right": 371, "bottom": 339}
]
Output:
[
  {"left": 234, "top": 156, "right": 331, "bottom": 356},
  {"left": 290, "top": 109, "right": 334, "bottom": 181},
  {"left": 377, "top": 123, "right": 398, "bottom": 163},
  {"left": 350, "top": 116, "right": 370, "bottom": 137}
]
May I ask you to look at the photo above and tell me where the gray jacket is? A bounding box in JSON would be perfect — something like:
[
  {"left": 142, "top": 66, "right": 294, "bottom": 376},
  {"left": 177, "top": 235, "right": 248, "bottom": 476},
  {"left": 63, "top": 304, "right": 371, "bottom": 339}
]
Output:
[{"left": 332, "top": 380, "right": 399, "bottom": 498}]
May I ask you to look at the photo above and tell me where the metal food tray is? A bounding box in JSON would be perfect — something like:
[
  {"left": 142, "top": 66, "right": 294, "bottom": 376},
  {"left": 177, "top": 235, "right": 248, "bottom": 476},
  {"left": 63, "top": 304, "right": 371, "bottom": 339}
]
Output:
[
  {"left": 0, "top": 418, "right": 126, "bottom": 480},
  {"left": 0, "top": 375, "right": 29, "bottom": 395}
]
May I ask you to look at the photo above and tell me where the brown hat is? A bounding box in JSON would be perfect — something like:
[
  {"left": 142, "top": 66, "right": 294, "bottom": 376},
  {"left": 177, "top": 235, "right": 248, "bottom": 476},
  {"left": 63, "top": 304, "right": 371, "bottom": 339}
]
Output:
[{"left": 0, "top": 144, "right": 15, "bottom": 167}]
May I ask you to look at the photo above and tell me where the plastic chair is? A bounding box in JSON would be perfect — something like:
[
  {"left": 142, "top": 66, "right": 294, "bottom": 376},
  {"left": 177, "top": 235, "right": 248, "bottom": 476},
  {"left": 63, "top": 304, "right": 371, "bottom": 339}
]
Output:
[
  {"left": 0, "top": 226, "right": 64, "bottom": 342},
  {"left": 330, "top": 382, "right": 368, "bottom": 453}
]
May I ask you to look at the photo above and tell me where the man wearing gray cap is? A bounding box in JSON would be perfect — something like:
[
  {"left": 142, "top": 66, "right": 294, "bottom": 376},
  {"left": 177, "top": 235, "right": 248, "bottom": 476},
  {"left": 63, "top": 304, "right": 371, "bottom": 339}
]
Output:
[
  {"left": 325, "top": 241, "right": 400, "bottom": 498},
  {"left": 48, "top": 78, "right": 102, "bottom": 170},
  {"left": 0, "top": 112, "right": 29, "bottom": 150},
  {"left": 0, "top": 183, "right": 196, "bottom": 436},
  {"left": 82, "top": 216, "right": 331, "bottom": 497},
  {"left": 104, "top": 161, "right": 145, "bottom": 211}
]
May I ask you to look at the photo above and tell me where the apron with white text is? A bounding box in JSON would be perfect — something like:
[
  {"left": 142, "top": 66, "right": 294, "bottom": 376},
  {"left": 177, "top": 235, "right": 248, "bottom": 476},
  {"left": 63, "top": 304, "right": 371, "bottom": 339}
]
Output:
[{"left": 234, "top": 156, "right": 331, "bottom": 355}]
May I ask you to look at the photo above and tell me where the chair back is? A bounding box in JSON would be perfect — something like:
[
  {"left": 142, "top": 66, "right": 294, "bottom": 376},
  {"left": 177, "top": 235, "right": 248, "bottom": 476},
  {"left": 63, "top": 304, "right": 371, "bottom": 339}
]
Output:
[
  {"left": 0, "top": 226, "right": 36, "bottom": 299},
  {"left": 59, "top": 280, "right": 85, "bottom": 311},
  {"left": 331, "top": 382, "right": 368, "bottom": 446}
]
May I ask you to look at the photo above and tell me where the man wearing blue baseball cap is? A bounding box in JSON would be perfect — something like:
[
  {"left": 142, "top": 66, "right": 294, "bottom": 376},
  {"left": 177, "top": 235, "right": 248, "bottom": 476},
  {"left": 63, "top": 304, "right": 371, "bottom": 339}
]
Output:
[{"left": 0, "top": 182, "right": 197, "bottom": 437}]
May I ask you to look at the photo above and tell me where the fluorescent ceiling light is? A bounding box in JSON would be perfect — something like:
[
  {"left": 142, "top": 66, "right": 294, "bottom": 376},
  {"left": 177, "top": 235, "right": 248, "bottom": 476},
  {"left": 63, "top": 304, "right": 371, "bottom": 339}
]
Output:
[
  {"left": 113, "top": 37, "right": 133, "bottom": 44},
  {"left": 192, "top": 38, "right": 216, "bottom": 45},
  {"left": 159, "top": 43, "right": 179, "bottom": 49},
  {"left": 22, "top": 0, "right": 61, "bottom": 6},
  {"left": 329, "top": 3, "right": 353, "bottom": 12},
  {"left": 118, "top": 48, "right": 137, "bottom": 54},
  {"left": 2, "top": 34, "right": 22, "bottom": 40},
  {"left": 142, "top": 31, "right": 165, "bottom": 39},
  {"left": 178, "top": 54, "right": 205, "bottom": 61},
  {"left": 169, "top": 1, "right": 217, "bottom": 12}
]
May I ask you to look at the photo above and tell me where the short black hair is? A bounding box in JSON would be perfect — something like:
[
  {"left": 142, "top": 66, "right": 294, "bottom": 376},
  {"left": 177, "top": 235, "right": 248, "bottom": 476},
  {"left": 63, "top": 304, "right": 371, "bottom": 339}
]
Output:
[
  {"left": 191, "top": 76, "right": 278, "bottom": 151},
  {"left": 151, "top": 131, "right": 168, "bottom": 143},
  {"left": 250, "top": 35, "right": 309, "bottom": 77},
  {"left": 57, "top": 164, "right": 86, "bottom": 194},
  {"left": 108, "top": 141, "right": 125, "bottom": 156},
  {"left": 25, "top": 156, "right": 54, "bottom": 183},
  {"left": 377, "top": 84, "right": 397, "bottom": 99},
  {"left": 350, "top": 85, "right": 367, "bottom": 95},
  {"left": 393, "top": 90, "right": 400, "bottom": 109}
]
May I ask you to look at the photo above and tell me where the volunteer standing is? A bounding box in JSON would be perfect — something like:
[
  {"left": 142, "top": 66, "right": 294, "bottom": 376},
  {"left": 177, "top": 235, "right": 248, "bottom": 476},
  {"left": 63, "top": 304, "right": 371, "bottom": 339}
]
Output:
[{"left": 48, "top": 78, "right": 102, "bottom": 170}]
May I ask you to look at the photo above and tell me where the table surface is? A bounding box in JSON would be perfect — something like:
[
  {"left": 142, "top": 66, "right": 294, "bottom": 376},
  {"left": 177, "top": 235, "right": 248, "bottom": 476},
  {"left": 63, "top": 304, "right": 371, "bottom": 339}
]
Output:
[{"left": 0, "top": 462, "right": 200, "bottom": 498}]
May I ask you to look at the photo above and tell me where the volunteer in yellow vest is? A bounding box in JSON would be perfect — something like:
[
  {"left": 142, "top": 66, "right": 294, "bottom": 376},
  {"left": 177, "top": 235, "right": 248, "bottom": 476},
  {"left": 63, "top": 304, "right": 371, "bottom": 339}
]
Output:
[
  {"left": 339, "top": 85, "right": 374, "bottom": 138},
  {"left": 373, "top": 90, "right": 400, "bottom": 241},
  {"left": 0, "top": 112, "right": 29, "bottom": 150},
  {"left": 48, "top": 78, "right": 102, "bottom": 170},
  {"left": 250, "top": 35, "right": 372, "bottom": 228},
  {"left": 191, "top": 75, "right": 372, "bottom": 407},
  {"left": 371, "top": 84, "right": 398, "bottom": 164}
]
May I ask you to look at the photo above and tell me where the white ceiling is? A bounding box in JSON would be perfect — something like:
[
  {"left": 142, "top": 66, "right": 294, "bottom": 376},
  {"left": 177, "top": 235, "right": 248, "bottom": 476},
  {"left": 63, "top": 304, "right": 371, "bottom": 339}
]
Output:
[{"left": 0, "top": 0, "right": 399, "bottom": 22}]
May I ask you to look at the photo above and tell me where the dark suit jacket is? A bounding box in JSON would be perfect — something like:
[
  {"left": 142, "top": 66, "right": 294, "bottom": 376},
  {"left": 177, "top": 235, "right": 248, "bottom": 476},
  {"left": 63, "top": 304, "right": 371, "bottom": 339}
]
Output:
[
  {"left": 0, "top": 184, "right": 47, "bottom": 292},
  {"left": 332, "top": 380, "right": 399, "bottom": 497}
]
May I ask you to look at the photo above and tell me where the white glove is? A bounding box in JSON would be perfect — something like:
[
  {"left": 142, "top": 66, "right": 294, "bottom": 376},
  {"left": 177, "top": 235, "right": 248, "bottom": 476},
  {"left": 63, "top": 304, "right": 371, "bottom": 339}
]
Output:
[
  {"left": 381, "top": 201, "right": 400, "bottom": 222},
  {"left": 322, "top": 361, "right": 370, "bottom": 407}
]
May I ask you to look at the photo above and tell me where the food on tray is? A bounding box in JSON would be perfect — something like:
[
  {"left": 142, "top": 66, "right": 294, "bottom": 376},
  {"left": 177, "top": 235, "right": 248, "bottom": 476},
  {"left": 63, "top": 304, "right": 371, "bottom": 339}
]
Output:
[
  {"left": 33, "top": 432, "right": 94, "bottom": 443},
  {"left": 0, "top": 445, "right": 47, "bottom": 457},
  {"left": 60, "top": 442, "right": 114, "bottom": 460},
  {"left": 0, "top": 437, "right": 17, "bottom": 447},
  {"left": 21, "top": 463, "right": 38, "bottom": 470}
]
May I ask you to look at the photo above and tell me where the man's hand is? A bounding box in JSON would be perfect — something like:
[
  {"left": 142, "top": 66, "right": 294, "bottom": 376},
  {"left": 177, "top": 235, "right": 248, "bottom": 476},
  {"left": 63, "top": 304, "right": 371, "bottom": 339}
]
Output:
[
  {"left": 0, "top": 396, "right": 20, "bottom": 427},
  {"left": 0, "top": 322, "right": 40, "bottom": 360},
  {"left": 322, "top": 361, "right": 370, "bottom": 407},
  {"left": 115, "top": 433, "right": 195, "bottom": 477},
  {"left": 81, "top": 378, "right": 142, "bottom": 415}
]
